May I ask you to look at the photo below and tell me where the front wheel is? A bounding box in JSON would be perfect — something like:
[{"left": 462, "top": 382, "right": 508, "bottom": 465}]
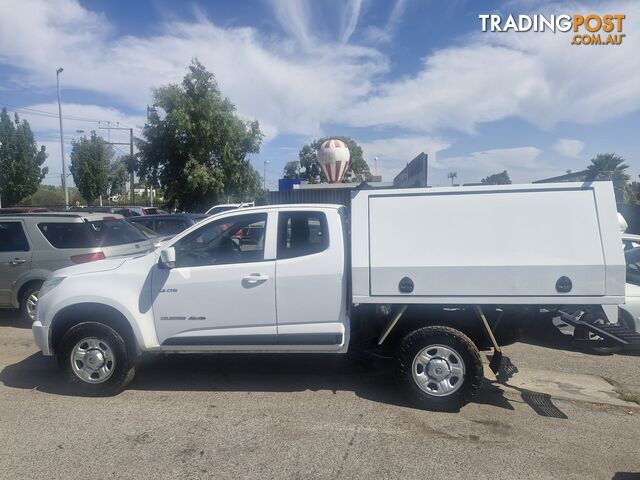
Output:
[
  {"left": 58, "top": 322, "right": 135, "bottom": 396},
  {"left": 19, "top": 283, "right": 41, "bottom": 324},
  {"left": 398, "top": 326, "right": 483, "bottom": 411}
]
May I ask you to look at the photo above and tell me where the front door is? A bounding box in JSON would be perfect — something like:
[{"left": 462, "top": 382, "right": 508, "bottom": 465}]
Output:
[
  {"left": 152, "top": 212, "right": 277, "bottom": 347},
  {"left": 0, "top": 221, "right": 32, "bottom": 306}
]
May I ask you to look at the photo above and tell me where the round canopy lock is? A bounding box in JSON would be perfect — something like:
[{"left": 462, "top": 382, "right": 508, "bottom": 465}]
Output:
[
  {"left": 556, "top": 276, "right": 572, "bottom": 293},
  {"left": 399, "top": 276, "right": 414, "bottom": 293}
]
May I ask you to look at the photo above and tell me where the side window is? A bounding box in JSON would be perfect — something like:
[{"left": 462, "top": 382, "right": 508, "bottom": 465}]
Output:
[
  {"left": 0, "top": 222, "right": 30, "bottom": 252},
  {"left": 174, "top": 213, "right": 267, "bottom": 267},
  {"left": 38, "top": 223, "right": 94, "bottom": 248},
  {"left": 277, "top": 211, "right": 328, "bottom": 259}
]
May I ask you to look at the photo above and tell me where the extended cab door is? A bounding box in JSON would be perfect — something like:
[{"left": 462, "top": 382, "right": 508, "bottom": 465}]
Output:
[
  {"left": 0, "top": 221, "right": 32, "bottom": 307},
  {"left": 274, "top": 208, "right": 348, "bottom": 349},
  {"left": 152, "top": 211, "right": 277, "bottom": 347}
]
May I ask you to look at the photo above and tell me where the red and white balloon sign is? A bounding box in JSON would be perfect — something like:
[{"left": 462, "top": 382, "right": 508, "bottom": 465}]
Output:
[{"left": 317, "top": 139, "right": 350, "bottom": 183}]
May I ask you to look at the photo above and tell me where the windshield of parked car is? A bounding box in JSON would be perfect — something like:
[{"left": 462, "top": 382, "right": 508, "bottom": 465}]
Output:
[
  {"left": 625, "top": 248, "right": 640, "bottom": 286},
  {"left": 87, "top": 219, "right": 147, "bottom": 246},
  {"left": 130, "top": 222, "right": 163, "bottom": 239}
]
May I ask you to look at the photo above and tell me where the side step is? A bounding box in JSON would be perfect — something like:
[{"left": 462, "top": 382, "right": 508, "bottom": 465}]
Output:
[{"left": 557, "top": 310, "right": 640, "bottom": 346}]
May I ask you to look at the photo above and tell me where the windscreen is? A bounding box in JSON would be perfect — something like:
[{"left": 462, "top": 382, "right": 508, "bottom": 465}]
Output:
[{"left": 87, "top": 219, "right": 147, "bottom": 247}]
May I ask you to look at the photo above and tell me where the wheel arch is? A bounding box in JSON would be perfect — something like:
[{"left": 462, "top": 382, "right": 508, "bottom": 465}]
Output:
[
  {"left": 17, "top": 278, "right": 45, "bottom": 304},
  {"left": 50, "top": 303, "right": 138, "bottom": 357},
  {"left": 371, "top": 304, "right": 525, "bottom": 352}
]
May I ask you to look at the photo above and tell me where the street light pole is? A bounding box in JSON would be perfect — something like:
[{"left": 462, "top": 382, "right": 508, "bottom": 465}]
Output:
[
  {"left": 263, "top": 160, "right": 270, "bottom": 191},
  {"left": 56, "top": 67, "right": 69, "bottom": 209},
  {"left": 0, "top": 141, "right": 3, "bottom": 208}
]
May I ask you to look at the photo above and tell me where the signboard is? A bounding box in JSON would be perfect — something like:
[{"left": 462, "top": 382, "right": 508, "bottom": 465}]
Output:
[{"left": 393, "top": 152, "right": 428, "bottom": 188}]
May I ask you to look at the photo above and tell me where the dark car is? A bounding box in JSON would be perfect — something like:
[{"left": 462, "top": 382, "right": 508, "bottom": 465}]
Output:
[
  {"left": 128, "top": 214, "right": 206, "bottom": 236},
  {"left": 0, "top": 207, "right": 49, "bottom": 214},
  {"left": 115, "top": 207, "right": 169, "bottom": 217}
]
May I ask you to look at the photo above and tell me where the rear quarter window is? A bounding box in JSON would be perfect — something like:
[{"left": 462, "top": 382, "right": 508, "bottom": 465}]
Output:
[{"left": 38, "top": 223, "right": 95, "bottom": 249}]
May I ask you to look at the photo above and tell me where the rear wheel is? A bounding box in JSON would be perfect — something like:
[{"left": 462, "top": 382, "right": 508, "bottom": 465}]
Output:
[
  {"left": 398, "top": 326, "right": 483, "bottom": 411},
  {"left": 19, "top": 282, "right": 42, "bottom": 324},
  {"left": 58, "top": 322, "right": 135, "bottom": 396}
]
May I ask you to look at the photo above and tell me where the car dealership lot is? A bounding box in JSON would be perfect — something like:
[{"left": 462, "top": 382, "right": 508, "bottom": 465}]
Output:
[{"left": 1, "top": 311, "right": 639, "bottom": 480}]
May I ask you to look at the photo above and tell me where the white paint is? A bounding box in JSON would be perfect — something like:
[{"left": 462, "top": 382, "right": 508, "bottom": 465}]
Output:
[{"left": 351, "top": 182, "right": 625, "bottom": 303}]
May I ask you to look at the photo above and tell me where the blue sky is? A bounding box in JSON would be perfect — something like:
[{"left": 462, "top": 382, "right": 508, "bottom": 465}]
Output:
[{"left": 0, "top": 0, "right": 638, "bottom": 189}]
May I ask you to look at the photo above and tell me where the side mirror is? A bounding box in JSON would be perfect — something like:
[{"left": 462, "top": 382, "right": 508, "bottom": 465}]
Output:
[{"left": 159, "top": 247, "right": 176, "bottom": 269}]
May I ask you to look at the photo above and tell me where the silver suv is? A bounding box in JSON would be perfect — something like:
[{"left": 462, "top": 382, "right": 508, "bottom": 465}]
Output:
[{"left": 0, "top": 212, "right": 153, "bottom": 322}]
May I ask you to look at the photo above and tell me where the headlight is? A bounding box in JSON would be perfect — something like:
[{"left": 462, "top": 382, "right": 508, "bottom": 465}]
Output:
[{"left": 39, "top": 277, "right": 65, "bottom": 298}]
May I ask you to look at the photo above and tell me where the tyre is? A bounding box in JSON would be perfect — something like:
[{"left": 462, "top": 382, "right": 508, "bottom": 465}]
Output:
[
  {"left": 19, "top": 282, "right": 42, "bottom": 324},
  {"left": 574, "top": 313, "right": 622, "bottom": 356},
  {"left": 58, "top": 322, "right": 136, "bottom": 396},
  {"left": 398, "top": 326, "right": 483, "bottom": 411}
]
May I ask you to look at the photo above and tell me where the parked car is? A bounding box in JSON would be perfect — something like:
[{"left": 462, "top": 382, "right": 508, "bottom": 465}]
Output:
[
  {"left": 0, "top": 212, "right": 153, "bottom": 322},
  {"left": 205, "top": 202, "right": 253, "bottom": 216},
  {"left": 0, "top": 207, "right": 49, "bottom": 214},
  {"left": 128, "top": 214, "right": 206, "bottom": 236},
  {"left": 113, "top": 207, "right": 169, "bottom": 217},
  {"left": 128, "top": 222, "right": 174, "bottom": 248}
]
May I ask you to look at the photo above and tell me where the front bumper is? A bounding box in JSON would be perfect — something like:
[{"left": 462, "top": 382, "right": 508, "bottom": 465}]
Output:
[{"left": 32, "top": 320, "right": 52, "bottom": 356}]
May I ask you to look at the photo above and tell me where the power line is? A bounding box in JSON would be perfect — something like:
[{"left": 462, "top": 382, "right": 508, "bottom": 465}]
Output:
[{"left": 0, "top": 102, "right": 137, "bottom": 129}]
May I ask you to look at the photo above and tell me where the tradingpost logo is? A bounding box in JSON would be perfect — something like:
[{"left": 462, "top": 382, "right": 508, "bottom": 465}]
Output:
[{"left": 479, "top": 14, "right": 625, "bottom": 46}]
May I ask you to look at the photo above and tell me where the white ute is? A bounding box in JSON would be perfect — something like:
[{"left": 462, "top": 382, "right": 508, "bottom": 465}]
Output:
[{"left": 32, "top": 182, "right": 637, "bottom": 410}]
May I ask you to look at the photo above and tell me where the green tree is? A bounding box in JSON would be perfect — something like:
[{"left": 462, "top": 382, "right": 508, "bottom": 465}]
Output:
[
  {"left": 107, "top": 157, "right": 129, "bottom": 198},
  {"left": 0, "top": 108, "right": 48, "bottom": 205},
  {"left": 296, "top": 136, "right": 371, "bottom": 184},
  {"left": 19, "top": 185, "right": 63, "bottom": 206},
  {"left": 481, "top": 170, "right": 512, "bottom": 185},
  {"left": 585, "top": 153, "right": 630, "bottom": 202},
  {"left": 69, "top": 132, "right": 112, "bottom": 204},
  {"left": 282, "top": 161, "right": 300, "bottom": 179},
  {"left": 137, "top": 59, "right": 263, "bottom": 211}
]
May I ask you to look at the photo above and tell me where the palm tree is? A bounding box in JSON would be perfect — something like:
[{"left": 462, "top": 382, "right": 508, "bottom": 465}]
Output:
[{"left": 585, "top": 153, "right": 630, "bottom": 202}]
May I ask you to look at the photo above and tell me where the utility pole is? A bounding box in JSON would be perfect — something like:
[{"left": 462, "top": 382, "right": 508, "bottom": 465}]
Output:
[
  {"left": 146, "top": 105, "right": 157, "bottom": 207},
  {"left": 56, "top": 67, "right": 69, "bottom": 209},
  {"left": 0, "top": 141, "right": 3, "bottom": 208},
  {"left": 99, "top": 124, "right": 136, "bottom": 205},
  {"left": 447, "top": 171, "right": 458, "bottom": 186},
  {"left": 263, "top": 160, "right": 270, "bottom": 191},
  {"left": 129, "top": 128, "right": 134, "bottom": 205}
]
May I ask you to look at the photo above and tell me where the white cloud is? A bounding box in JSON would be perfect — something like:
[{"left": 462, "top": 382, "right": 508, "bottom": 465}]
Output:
[
  {"left": 434, "top": 146, "right": 555, "bottom": 184},
  {"left": 0, "top": 0, "right": 638, "bottom": 186},
  {"left": 0, "top": 0, "right": 385, "bottom": 141},
  {"left": 359, "top": 135, "right": 450, "bottom": 180},
  {"left": 346, "top": 1, "right": 640, "bottom": 133},
  {"left": 361, "top": 0, "right": 408, "bottom": 44},
  {"left": 553, "top": 138, "right": 584, "bottom": 158}
]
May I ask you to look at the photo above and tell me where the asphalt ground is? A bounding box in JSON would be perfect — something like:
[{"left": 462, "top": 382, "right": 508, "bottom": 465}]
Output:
[{"left": 1, "top": 310, "right": 639, "bottom": 480}]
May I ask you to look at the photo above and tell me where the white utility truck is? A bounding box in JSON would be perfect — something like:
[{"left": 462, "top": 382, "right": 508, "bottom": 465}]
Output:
[{"left": 32, "top": 182, "right": 638, "bottom": 410}]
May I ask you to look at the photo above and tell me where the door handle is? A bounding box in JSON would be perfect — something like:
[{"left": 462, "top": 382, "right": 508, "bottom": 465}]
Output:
[
  {"left": 10, "top": 259, "right": 27, "bottom": 266},
  {"left": 242, "top": 274, "right": 269, "bottom": 284}
]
